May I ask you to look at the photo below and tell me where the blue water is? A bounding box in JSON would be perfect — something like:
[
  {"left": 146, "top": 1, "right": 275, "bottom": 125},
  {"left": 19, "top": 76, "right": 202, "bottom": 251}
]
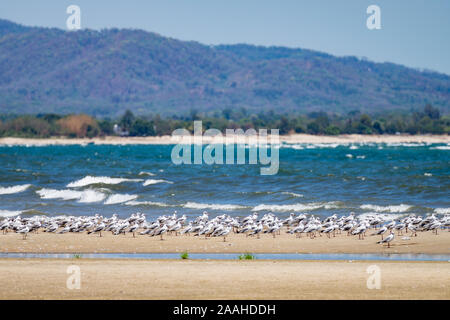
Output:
[
  {"left": 0, "top": 252, "right": 449, "bottom": 261},
  {"left": 0, "top": 142, "right": 449, "bottom": 219}
]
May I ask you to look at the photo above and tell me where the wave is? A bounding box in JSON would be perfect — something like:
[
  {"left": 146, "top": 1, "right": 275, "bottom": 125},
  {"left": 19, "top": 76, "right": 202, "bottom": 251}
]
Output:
[
  {"left": 281, "top": 192, "right": 304, "bottom": 198},
  {"left": 431, "top": 146, "right": 450, "bottom": 150},
  {"left": 125, "top": 200, "right": 172, "bottom": 207},
  {"left": 67, "top": 176, "right": 143, "bottom": 188},
  {"left": 360, "top": 204, "right": 411, "bottom": 213},
  {"left": 357, "top": 212, "right": 407, "bottom": 222},
  {"left": 183, "top": 202, "right": 248, "bottom": 210},
  {"left": 434, "top": 208, "right": 450, "bottom": 215},
  {"left": 139, "top": 171, "right": 155, "bottom": 176},
  {"left": 78, "top": 190, "right": 107, "bottom": 203},
  {"left": 0, "top": 184, "right": 31, "bottom": 195},
  {"left": 252, "top": 202, "right": 339, "bottom": 212},
  {"left": 142, "top": 179, "right": 173, "bottom": 186},
  {"left": 0, "top": 210, "right": 22, "bottom": 217},
  {"left": 281, "top": 144, "right": 304, "bottom": 150},
  {"left": 387, "top": 143, "right": 426, "bottom": 147},
  {"left": 104, "top": 194, "right": 138, "bottom": 205},
  {"left": 36, "top": 188, "right": 106, "bottom": 203}
]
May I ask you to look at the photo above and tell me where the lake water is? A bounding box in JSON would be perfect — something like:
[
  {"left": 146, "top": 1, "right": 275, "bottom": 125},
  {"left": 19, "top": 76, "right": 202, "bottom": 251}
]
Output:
[{"left": 0, "top": 142, "right": 449, "bottom": 220}]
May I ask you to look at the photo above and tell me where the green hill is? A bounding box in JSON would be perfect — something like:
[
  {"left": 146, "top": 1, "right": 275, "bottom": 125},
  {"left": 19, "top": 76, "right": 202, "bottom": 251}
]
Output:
[{"left": 0, "top": 19, "right": 449, "bottom": 117}]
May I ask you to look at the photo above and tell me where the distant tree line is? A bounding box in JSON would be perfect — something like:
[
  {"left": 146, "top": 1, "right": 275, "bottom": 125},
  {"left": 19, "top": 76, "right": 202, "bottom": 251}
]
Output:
[{"left": 0, "top": 104, "right": 448, "bottom": 138}]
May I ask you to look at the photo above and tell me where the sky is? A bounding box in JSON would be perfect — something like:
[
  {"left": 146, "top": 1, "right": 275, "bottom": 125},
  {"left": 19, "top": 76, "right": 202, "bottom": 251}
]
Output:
[{"left": 1, "top": 0, "right": 449, "bottom": 74}]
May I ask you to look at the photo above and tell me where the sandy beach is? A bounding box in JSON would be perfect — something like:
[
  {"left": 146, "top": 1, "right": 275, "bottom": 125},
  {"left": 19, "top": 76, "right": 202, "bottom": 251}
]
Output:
[
  {"left": 0, "top": 259, "right": 448, "bottom": 299},
  {"left": 0, "top": 134, "right": 448, "bottom": 146},
  {"left": 1, "top": 228, "right": 449, "bottom": 254}
]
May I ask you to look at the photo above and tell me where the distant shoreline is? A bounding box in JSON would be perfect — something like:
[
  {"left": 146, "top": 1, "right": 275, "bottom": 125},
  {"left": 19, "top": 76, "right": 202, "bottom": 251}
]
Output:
[{"left": 0, "top": 134, "right": 448, "bottom": 146}]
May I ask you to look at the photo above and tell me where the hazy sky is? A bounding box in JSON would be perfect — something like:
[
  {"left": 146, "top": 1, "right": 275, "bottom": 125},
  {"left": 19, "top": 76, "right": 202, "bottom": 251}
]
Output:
[{"left": 1, "top": 0, "right": 449, "bottom": 74}]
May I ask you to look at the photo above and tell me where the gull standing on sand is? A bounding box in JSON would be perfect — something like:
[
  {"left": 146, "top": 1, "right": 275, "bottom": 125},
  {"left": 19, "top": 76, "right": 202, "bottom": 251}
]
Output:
[
  {"left": 377, "top": 232, "right": 394, "bottom": 248},
  {"left": 128, "top": 223, "right": 140, "bottom": 238},
  {"left": 216, "top": 226, "right": 231, "bottom": 242},
  {"left": 152, "top": 224, "right": 168, "bottom": 240},
  {"left": 87, "top": 222, "right": 106, "bottom": 237},
  {"left": 17, "top": 225, "right": 29, "bottom": 240},
  {"left": 372, "top": 226, "right": 388, "bottom": 240}
]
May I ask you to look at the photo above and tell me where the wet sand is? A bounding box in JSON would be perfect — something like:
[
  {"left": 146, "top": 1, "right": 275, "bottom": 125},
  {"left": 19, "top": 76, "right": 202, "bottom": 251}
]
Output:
[
  {"left": 0, "top": 134, "right": 448, "bottom": 146},
  {"left": 0, "top": 259, "right": 448, "bottom": 299},
  {"left": 1, "top": 228, "right": 449, "bottom": 254}
]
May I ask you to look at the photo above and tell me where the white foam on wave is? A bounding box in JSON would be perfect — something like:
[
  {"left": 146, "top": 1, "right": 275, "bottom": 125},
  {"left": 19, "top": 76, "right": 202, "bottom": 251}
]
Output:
[
  {"left": 305, "top": 143, "right": 341, "bottom": 149},
  {"left": 360, "top": 204, "right": 411, "bottom": 213},
  {"left": 78, "top": 190, "right": 107, "bottom": 203},
  {"left": 36, "top": 188, "right": 106, "bottom": 203},
  {"left": 281, "top": 144, "right": 304, "bottom": 150},
  {"left": 67, "top": 176, "right": 143, "bottom": 188},
  {"left": 431, "top": 146, "right": 450, "bottom": 150},
  {"left": 125, "top": 200, "right": 172, "bottom": 207},
  {"left": 387, "top": 143, "right": 426, "bottom": 147},
  {"left": 282, "top": 192, "right": 304, "bottom": 198},
  {"left": 357, "top": 212, "right": 407, "bottom": 222},
  {"left": 434, "top": 208, "right": 450, "bottom": 215},
  {"left": 104, "top": 194, "right": 138, "bottom": 205},
  {"left": 183, "top": 202, "right": 248, "bottom": 210},
  {"left": 139, "top": 171, "right": 155, "bottom": 176},
  {"left": 37, "top": 188, "right": 83, "bottom": 201},
  {"left": 0, "top": 210, "right": 22, "bottom": 217},
  {"left": 252, "top": 201, "right": 339, "bottom": 212},
  {"left": 0, "top": 184, "right": 31, "bottom": 195},
  {"left": 143, "top": 179, "right": 173, "bottom": 186}
]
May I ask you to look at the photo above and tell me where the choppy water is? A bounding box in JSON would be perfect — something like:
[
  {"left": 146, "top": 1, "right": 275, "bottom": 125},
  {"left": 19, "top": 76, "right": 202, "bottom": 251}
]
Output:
[{"left": 0, "top": 142, "right": 449, "bottom": 220}]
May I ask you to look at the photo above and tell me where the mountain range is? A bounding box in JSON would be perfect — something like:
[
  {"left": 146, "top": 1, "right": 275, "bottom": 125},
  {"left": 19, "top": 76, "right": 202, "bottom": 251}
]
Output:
[{"left": 0, "top": 19, "right": 449, "bottom": 118}]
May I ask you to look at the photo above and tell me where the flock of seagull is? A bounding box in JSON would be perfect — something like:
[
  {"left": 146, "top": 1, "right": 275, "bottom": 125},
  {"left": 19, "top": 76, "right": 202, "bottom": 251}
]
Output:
[{"left": 1, "top": 211, "right": 449, "bottom": 247}]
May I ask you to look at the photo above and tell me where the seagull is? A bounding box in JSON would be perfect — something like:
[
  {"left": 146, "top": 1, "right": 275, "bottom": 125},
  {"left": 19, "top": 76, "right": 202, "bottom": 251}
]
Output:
[
  {"left": 168, "top": 221, "right": 182, "bottom": 236},
  {"left": 128, "top": 223, "right": 140, "bottom": 238},
  {"left": 427, "top": 221, "right": 441, "bottom": 235},
  {"left": 377, "top": 232, "right": 394, "bottom": 248},
  {"left": 152, "top": 224, "right": 168, "bottom": 240},
  {"left": 372, "top": 226, "right": 388, "bottom": 240},
  {"left": 352, "top": 225, "right": 367, "bottom": 240},
  {"left": 44, "top": 223, "right": 59, "bottom": 233},
  {"left": 385, "top": 221, "right": 396, "bottom": 230},
  {"left": 407, "top": 223, "right": 418, "bottom": 237},
  {"left": 216, "top": 226, "right": 231, "bottom": 242},
  {"left": 180, "top": 222, "right": 193, "bottom": 235},
  {"left": 265, "top": 223, "right": 282, "bottom": 238},
  {"left": 394, "top": 223, "right": 406, "bottom": 235},
  {"left": 248, "top": 223, "right": 263, "bottom": 239},
  {"left": 321, "top": 225, "right": 337, "bottom": 238},
  {"left": 87, "top": 222, "right": 106, "bottom": 237},
  {"left": 17, "top": 226, "right": 29, "bottom": 240},
  {"left": 0, "top": 221, "right": 10, "bottom": 234},
  {"left": 288, "top": 223, "right": 305, "bottom": 238}
]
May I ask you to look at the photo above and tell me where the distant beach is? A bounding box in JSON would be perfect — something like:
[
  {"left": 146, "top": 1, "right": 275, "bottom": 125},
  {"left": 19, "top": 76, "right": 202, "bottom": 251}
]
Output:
[{"left": 0, "top": 134, "right": 448, "bottom": 146}]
